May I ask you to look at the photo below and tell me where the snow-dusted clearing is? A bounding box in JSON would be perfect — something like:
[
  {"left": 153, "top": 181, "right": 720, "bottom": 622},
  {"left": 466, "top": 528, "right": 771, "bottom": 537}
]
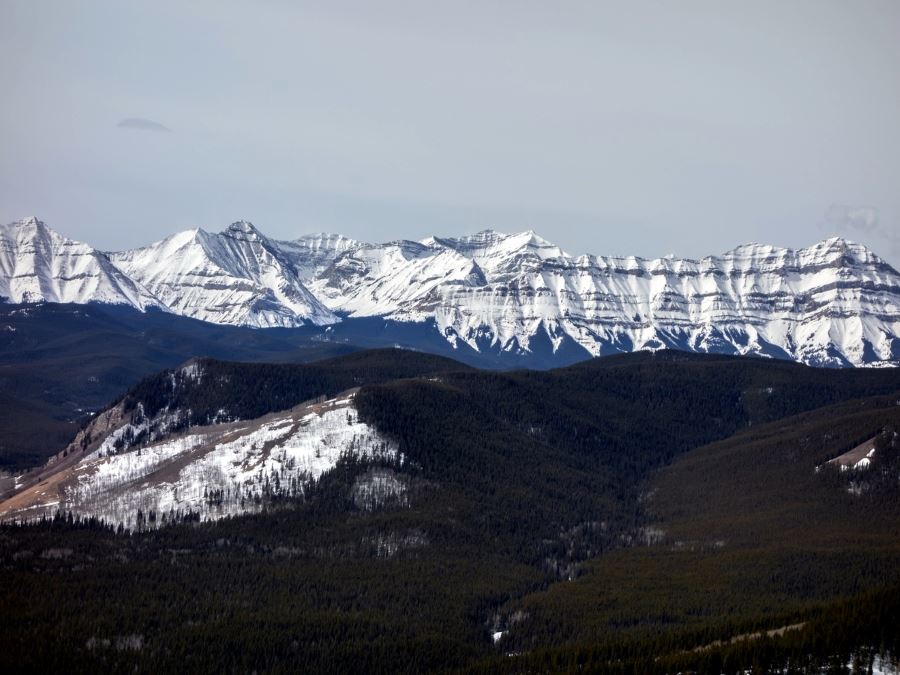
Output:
[
  {"left": 0, "top": 394, "right": 398, "bottom": 530},
  {"left": 827, "top": 437, "right": 878, "bottom": 472}
]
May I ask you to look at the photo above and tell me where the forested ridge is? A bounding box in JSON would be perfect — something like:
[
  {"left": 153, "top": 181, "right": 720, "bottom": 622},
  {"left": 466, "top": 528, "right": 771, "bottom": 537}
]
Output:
[
  {"left": 0, "top": 303, "right": 358, "bottom": 468},
  {"left": 118, "top": 348, "right": 471, "bottom": 433},
  {"left": 2, "top": 350, "right": 900, "bottom": 673}
]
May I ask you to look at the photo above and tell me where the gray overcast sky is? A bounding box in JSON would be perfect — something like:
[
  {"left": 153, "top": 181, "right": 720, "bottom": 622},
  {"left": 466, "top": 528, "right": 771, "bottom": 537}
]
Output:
[{"left": 1, "top": 0, "right": 899, "bottom": 265}]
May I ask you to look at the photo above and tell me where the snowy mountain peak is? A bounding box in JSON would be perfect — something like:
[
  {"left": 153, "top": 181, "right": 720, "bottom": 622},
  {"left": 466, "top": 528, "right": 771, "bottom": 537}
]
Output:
[
  {"left": 110, "top": 223, "right": 336, "bottom": 328},
  {"left": 293, "top": 232, "right": 362, "bottom": 251},
  {"left": 424, "top": 230, "right": 568, "bottom": 275},
  {"left": 6, "top": 217, "right": 55, "bottom": 244},
  {"left": 724, "top": 241, "right": 778, "bottom": 255},
  {"left": 717, "top": 237, "right": 888, "bottom": 275},
  {"left": 222, "top": 220, "right": 265, "bottom": 241},
  {"left": 275, "top": 232, "right": 364, "bottom": 282},
  {"left": 0, "top": 218, "right": 162, "bottom": 309},
  {"left": 18, "top": 215, "right": 43, "bottom": 228},
  {"left": 430, "top": 229, "right": 554, "bottom": 250},
  {"left": 812, "top": 236, "right": 880, "bottom": 260},
  {"left": 2, "top": 218, "right": 898, "bottom": 367},
  {"left": 821, "top": 235, "right": 858, "bottom": 248}
]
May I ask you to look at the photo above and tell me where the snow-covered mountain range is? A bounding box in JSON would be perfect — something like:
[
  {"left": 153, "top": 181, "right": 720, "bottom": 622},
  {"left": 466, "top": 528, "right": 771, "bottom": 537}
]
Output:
[{"left": 2, "top": 216, "right": 899, "bottom": 367}]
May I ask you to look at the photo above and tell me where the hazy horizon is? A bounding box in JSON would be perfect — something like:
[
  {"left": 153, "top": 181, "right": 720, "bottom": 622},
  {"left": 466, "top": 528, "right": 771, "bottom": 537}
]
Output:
[{"left": 2, "top": 1, "right": 899, "bottom": 265}]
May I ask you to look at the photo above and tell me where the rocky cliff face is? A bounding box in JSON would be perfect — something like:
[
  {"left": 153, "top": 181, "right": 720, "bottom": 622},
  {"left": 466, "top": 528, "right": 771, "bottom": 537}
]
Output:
[
  {"left": 275, "top": 233, "right": 361, "bottom": 282},
  {"left": 3, "top": 217, "right": 898, "bottom": 366},
  {"left": 0, "top": 217, "right": 161, "bottom": 309},
  {"left": 305, "top": 230, "right": 900, "bottom": 367},
  {"left": 110, "top": 221, "right": 336, "bottom": 327}
]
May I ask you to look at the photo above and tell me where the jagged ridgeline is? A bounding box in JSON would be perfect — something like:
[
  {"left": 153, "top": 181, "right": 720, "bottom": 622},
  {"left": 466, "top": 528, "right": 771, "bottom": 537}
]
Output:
[{"left": 3, "top": 217, "right": 900, "bottom": 368}]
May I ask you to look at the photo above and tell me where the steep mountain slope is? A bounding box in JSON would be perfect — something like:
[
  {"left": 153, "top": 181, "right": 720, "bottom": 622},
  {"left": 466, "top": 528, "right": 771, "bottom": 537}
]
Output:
[
  {"left": 0, "top": 303, "right": 360, "bottom": 469},
  {"left": 0, "top": 349, "right": 469, "bottom": 510},
  {"left": 274, "top": 232, "right": 362, "bottom": 282},
  {"left": 0, "top": 391, "right": 398, "bottom": 529},
  {"left": 0, "top": 218, "right": 160, "bottom": 310},
  {"left": 2, "top": 218, "right": 899, "bottom": 367},
  {"left": 110, "top": 221, "right": 335, "bottom": 327},
  {"left": 313, "top": 230, "right": 900, "bottom": 367}
]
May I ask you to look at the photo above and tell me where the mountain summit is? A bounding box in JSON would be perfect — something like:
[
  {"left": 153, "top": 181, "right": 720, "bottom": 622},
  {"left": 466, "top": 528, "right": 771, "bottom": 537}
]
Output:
[
  {"left": 304, "top": 229, "right": 900, "bottom": 367},
  {"left": 2, "top": 218, "right": 899, "bottom": 366},
  {"left": 0, "top": 217, "right": 161, "bottom": 309},
  {"left": 109, "top": 222, "right": 336, "bottom": 327}
]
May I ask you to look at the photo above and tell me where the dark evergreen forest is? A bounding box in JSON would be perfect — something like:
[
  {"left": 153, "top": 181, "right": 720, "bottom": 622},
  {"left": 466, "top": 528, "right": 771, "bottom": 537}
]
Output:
[{"left": 2, "top": 350, "right": 900, "bottom": 673}]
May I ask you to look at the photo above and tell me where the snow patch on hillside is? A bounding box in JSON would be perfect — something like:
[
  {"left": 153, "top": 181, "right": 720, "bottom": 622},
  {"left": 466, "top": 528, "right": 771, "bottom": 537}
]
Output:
[{"left": 1, "top": 396, "right": 398, "bottom": 529}]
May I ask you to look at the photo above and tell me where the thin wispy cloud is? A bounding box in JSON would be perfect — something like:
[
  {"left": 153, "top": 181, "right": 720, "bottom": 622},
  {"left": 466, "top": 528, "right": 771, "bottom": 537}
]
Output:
[
  {"left": 116, "top": 117, "right": 171, "bottom": 132},
  {"left": 822, "top": 204, "right": 900, "bottom": 256}
]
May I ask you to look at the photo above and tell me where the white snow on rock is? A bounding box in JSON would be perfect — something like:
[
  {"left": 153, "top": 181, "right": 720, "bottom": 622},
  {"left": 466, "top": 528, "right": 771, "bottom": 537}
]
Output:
[
  {"left": 2, "top": 218, "right": 899, "bottom": 366},
  {"left": 275, "top": 232, "right": 362, "bottom": 282},
  {"left": 310, "top": 230, "right": 900, "bottom": 367},
  {"left": 109, "top": 221, "right": 336, "bottom": 327},
  {"left": 0, "top": 395, "right": 398, "bottom": 530},
  {"left": 0, "top": 217, "right": 161, "bottom": 309}
]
